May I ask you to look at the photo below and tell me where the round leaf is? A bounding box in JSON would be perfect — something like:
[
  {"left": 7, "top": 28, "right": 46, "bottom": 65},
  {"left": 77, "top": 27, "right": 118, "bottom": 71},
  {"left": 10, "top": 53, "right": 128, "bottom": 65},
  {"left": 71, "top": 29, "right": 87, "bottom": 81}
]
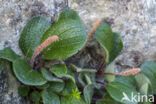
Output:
[
  {"left": 41, "top": 8, "right": 86, "bottom": 60},
  {"left": 48, "top": 81, "right": 65, "bottom": 93},
  {"left": 135, "top": 73, "right": 152, "bottom": 94},
  {"left": 42, "top": 89, "right": 60, "bottom": 104},
  {"left": 61, "top": 80, "right": 77, "bottom": 95},
  {"left": 115, "top": 76, "right": 137, "bottom": 89},
  {"left": 13, "top": 58, "right": 47, "bottom": 85},
  {"left": 83, "top": 84, "right": 94, "bottom": 104},
  {"left": 50, "top": 64, "right": 67, "bottom": 78},
  {"left": 0, "top": 48, "right": 20, "bottom": 62},
  {"left": 95, "top": 22, "right": 113, "bottom": 62},
  {"left": 106, "top": 82, "right": 138, "bottom": 104},
  {"left": 109, "top": 32, "right": 123, "bottom": 62},
  {"left": 96, "top": 93, "right": 122, "bottom": 104},
  {"left": 141, "top": 61, "right": 156, "bottom": 94},
  {"left": 139, "top": 83, "right": 148, "bottom": 95},
  {"left": 19, "top": 16, "right": 51, "bottom": 58},
  {"left": 41, "top": 68, "right": 63, "bottom": 82},
  {"left": 61, "top": 96, "right": 85, "bottom": 104}
]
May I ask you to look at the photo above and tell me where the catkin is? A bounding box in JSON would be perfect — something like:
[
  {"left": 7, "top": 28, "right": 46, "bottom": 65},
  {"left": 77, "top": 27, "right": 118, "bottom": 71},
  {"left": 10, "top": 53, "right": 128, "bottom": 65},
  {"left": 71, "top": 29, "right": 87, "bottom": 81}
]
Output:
[
  {"left": 103, "top": 68, "right": 141, "bottom": 76},
  {"left": 30, "top": 35, "right": 59, "bottom": 66},
  {"left": 34, "top": 35, "right": 59, "bottom": 56},
  {"left": 117, "top": 68, "right": 141, "bottom": 76}
]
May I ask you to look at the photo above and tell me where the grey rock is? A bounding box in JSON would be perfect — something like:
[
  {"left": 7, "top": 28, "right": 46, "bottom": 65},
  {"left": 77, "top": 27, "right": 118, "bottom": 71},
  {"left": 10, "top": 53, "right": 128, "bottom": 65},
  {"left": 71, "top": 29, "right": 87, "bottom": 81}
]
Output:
[
  {"left": 0, "top": 59, "right": 24, "bottom": 104},
  {"left": 68, "top": 0, "right": 156, "bottom": 70}
]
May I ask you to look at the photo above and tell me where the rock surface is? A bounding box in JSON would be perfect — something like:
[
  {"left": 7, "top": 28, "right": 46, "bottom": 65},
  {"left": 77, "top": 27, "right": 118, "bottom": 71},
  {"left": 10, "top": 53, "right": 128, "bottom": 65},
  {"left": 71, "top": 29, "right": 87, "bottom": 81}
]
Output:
[
  {"left": 68, "top": 0, "right": 156, "bottom": 71},
  {"left": 0, "top": 0, "right": 156, "bottom": 103}
]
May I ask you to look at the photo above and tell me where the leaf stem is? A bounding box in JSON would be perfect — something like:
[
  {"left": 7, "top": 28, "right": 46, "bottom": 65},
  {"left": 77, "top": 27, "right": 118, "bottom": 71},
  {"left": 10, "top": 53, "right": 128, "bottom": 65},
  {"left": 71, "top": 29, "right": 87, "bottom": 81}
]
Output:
[
  {"left": 96, "top": 55, "right": 106, "bottom": 74},
  {"left": 92, "top": 98, "right": 103, "bottom": 101},
  {"left": 102, "top": 68, "right": 141, "bottom": 76}
]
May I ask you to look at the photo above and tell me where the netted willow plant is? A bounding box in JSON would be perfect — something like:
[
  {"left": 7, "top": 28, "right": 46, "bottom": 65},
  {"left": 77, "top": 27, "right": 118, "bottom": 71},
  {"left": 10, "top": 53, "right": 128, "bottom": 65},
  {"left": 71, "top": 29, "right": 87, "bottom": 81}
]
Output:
[{"left": 0, "top": 8, "right": 155, "bottom": 104}]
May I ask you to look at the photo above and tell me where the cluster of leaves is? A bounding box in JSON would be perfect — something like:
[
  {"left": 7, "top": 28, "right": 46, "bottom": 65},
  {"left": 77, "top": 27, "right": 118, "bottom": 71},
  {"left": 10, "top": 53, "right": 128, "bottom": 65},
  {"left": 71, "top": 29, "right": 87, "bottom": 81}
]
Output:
[{"left": 0, "top": 8, "right": 156, "bottom": 104}]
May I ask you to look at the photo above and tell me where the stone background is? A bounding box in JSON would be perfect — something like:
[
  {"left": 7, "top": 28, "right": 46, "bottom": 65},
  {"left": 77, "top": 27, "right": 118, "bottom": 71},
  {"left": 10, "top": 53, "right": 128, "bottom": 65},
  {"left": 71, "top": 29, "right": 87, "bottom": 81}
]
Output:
[{"left": 0, "top": 0, "right": 155, "bottom": 103}]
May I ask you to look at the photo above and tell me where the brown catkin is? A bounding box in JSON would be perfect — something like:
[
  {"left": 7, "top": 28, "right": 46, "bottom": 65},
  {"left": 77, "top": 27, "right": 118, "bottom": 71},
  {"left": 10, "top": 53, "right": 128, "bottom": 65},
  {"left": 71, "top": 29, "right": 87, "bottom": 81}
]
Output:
[
  {"left": 117, "top": 68, "right": 141, "bottom": 76},
  {"left": 103, "top": 68, "right": 141, "bottom": 76},
  {"left": 87, "top": 19, "right": 103, "bottom": 40},
  {"left": 78, "top": 19, "right": 103, "bottom": 56},
  {"left": 34, "top": 35, "right": 59, "bottom": 56},
  {"left": 30, "top": 35, "right": 59, "bottom": 67}
]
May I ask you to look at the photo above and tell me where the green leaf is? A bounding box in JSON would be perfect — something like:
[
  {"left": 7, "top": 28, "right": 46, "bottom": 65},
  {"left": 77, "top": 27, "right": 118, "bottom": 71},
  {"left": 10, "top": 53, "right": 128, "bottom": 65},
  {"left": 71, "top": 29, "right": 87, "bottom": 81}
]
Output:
[
  {"left": 95, "top": 22, "right": 113, "bottom": 62},
  {"left": 50, "top": 64, "right": 67, "bottom": 78},
  {"left": 47, "top": 81, "right": 65, "bottom": 93},
  {"left": 69, "top": 64, "right": 96, "bottom": 73},
  {"left": 69, "top": 64, "right": 78, "bottom": 72},
  {"left": 83, "top": 84, "right": 94, "bottom": 104},
  {"left": 135, "top": 73, "right": 151, "bottom": 89},
  {"left": 115, "top": 76, "right": 137, "bottom": 89},
  {"left": 36, "top": 83, "right": 50, "bottom": 90},
  {"left": 61, "top": 80, "right": 77, "bottom": 95},
  {"left": 41, "top": 8, "right": 86, "bottom": 60},
  {"left": 78, "top": 69, "right": 96, "bottom": 73},
  {"left": 30, "top": 91, "right": 40, "bottom": 102},
  {"left": 104, "top": 62, "right": 115, "bottom": 82},
  {"left": 96, "top": 93, "right": 122, "bottom": 104},
  {"left": 78, "top": 73, "right": 87, "bottom": 87},
  {"left": 135, "top": 73, "right": 152, "bottom": 94},
  {"left": 109, "top": 32, "right": 123, "bottom": 62},
  {"left": 0, "top": 48, "right": 20, "bottom": 62},
  {"left": 58, "top": 8, "right": 81, "bottom": 21},
  {"left": 19, "top": 16, "right": 51, "bottom": 58},
  {"left": 42, "top": 89, "right": 60, "bottom": 104},
  {"left": 18, "top": 85, "right": 30, "bottom": 97},
  {"left": 106, "top": 82, "right": 138, "bottom": 104},
  {"left": 61, "top": 96, "right": 85, "bottom": 104},
  {"left": 141, "top": 61, "right": 156, "bottom": 94},
  {"left": 78, "top": 73, "right": 97, "bottom": 88},
  {"left": 13, "top": 58, "right": 47, "bottom": 85},
  {"left": 139, "top": 83, "right": 148, "bottom": 95},
  {"left": 84, "top": 74, "right": 92, "bottom": 85},
  {"left": 41, "top": 68, "right": 63, "bottom": 82},
  {"left": 63, "top": 75, "right": 75, "bottom": 83}
]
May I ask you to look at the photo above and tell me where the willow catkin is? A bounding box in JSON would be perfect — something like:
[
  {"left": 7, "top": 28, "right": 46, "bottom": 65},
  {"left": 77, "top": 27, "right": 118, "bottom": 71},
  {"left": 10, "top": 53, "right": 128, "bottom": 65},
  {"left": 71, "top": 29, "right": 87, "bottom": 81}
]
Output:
[
  {"left": 78, "top": 19, "right": 103, "bottom": 55},
  {"left": 87, "top": 19, "right": 103, "bottom": 40},
  {"left": 30, "top": 35, "right": 59, "bottom": 66},
  {"left": 34, "top": 35, "right": 59, "bottom": 56},
  {"left": 103, "top": 68, "right": 141, "bottom": 76},
  {"left": 117, "top": 68, "right": 141, "bottom": 76}
]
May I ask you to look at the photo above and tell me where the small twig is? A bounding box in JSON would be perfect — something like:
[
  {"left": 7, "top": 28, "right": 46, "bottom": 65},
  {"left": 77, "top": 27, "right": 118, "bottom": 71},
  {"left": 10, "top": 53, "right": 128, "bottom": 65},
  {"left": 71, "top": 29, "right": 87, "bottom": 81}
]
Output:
[
  {"left": 96, "top": 55, "right": 106, "bottom": 74},
  {"left": 92, "top": 98, "right": 103, "bottom": 101},
  {"left": 30, "top": 35, "right": 59, "bottom": 67},
  {"left": 77, "top": 19, "right": 103, "bottom": 56},
  {"left": 96, "top": 81, "right": 105, "bottom": 87}
]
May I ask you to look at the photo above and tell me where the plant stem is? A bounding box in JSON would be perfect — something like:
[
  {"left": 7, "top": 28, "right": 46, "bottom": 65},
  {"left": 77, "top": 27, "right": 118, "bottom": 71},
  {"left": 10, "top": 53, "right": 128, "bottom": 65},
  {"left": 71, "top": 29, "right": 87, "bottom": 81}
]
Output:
[
  {"left": 97, "top": 55, "right": 106, "bottom": 74},
  {"left": 92, "top": 98, "right": 103, "bottom": 101},
  {"left": 102, "top": 72, "right": 119, "bottom": 75}
]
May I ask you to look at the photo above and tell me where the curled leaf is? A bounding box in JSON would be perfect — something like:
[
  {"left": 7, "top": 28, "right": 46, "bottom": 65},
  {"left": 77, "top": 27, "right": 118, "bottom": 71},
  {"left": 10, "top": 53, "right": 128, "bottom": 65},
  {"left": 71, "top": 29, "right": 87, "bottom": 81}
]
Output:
[{"left": 13, "top": 58, "right": 47, "bottom": 86}]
